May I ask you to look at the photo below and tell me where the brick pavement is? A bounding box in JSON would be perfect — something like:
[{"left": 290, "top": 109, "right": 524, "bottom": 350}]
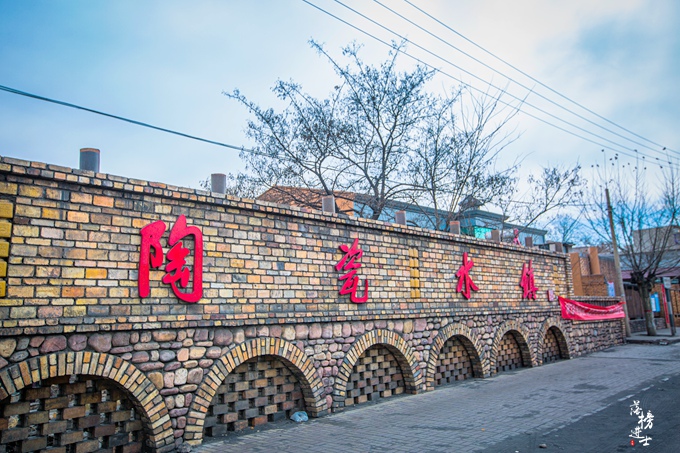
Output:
[{"left": 194, "top": 342, "right": 680, "bottom": 452}]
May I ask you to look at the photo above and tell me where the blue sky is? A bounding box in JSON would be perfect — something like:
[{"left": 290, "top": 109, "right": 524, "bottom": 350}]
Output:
[{"left": 1, "top": 0, "right": 678, "bottom": 191}]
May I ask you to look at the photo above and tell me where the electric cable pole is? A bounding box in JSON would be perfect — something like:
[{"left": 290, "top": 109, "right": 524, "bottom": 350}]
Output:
[{"left": 606, "top": 187, "right": 632, "bottom": 337}]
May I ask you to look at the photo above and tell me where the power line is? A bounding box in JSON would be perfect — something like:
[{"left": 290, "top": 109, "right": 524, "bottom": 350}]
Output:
[
  {"left": 302, "top": 0, "right": 678, "bottom": 169},
  {"left": 0, "top": 82, "right": 586, "bottom": 203},
  {"left": 372, "top": 0, "right": 677, "bottom": 160},
  {"left": 329, "top": 0, "right": 678, "bottom": 167},
  {"left": 0, "top": 84, "right": 257, "bottom": 155},
  {"left": 401, "top": 0, "right": 679, "bottom": 156},
  {"left": 331, "top": 0, "right": 647, "bottom": 156}
]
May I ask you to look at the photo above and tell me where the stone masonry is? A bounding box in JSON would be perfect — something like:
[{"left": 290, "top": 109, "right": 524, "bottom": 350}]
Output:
[{"left": 0, "top": 156, "right": 625, "bottom": 452}]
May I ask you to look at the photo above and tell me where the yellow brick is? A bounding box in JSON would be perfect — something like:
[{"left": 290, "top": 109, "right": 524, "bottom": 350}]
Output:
[
  {"left": 0, "top": 261, "right": 6, "bottom": 278},
  {"left": 70, "top": 193, "right": 92, "bottom": 204},
  {"left": 93, "top": 195, "right": 114, "bottom": 207},
  {"left": 12, "top": 225, "right": 38, "bottom": 237},
  {"left": 18, "top": 186, "right": 43, "bottom": 198},
  {"left": 67, "top": 212, "right": 89, "bottom": 223},
  {"left": 7, "top": 285, "right": 32, "bottom": 298},
  {"left": 36, "top": 287, "right": 60, "bottom": 297},
  {"left": 132, "top": 219, "right": 148, "bottom": 228},
  {"left": 0, "top": 222, "right": 11, "bottom": 238},
  {"left": 0, "top": 241, "right": 8, "bottom": 258},
  {"left": 85, "top": 268, "right": 107, "bottom": 279},
  {"left": 0, "top": 201, "right": 13, "bottom": 219},
  {"left": 62, "top": 268, "right": 85, "bottom": 279},
  {"left": 0, "top": 281, "right": 5, "bottom": 297},
  {"left": 64, "top": 306, "right": 86, "bottom": 317},
  {"left": 41, "top": 208, "right": 62, "bottom": 220},
  {"left": 75, "top": 298, "right": 97, "bottom": 305},
  {"left": 0, "top": 183, "right": 17, "bottom": 195},
  {"left": 15, "top": 205, "right": 40, "bottom": 218}
]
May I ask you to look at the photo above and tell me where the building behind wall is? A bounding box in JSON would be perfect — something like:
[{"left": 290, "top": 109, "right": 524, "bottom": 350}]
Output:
[
  {"left": 571, "top": 243, "right": 680, "bottom": 332},
  {"left": 258, "top": 186, "right": 547, "bottom": 245}
]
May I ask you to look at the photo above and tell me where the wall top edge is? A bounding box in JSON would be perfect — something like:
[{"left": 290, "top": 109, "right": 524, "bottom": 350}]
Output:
[{"left": 0, "top": 154, "right": 564, "bottom": 258}]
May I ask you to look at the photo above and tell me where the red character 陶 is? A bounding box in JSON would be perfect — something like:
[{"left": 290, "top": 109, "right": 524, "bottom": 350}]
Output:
[
  {"left": 138, "top": 215, "right": 203, "bottom": 303},
  {"left": 138, "top": 220, "right": 167, "bottom": 298}
]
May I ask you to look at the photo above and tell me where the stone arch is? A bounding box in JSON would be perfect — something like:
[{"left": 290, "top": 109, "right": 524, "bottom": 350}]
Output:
[
  {"left": 489, "top": 320, "right": 535, "bottom": 375},
  {"left": 333, "top": 329, "right": 422, "bottom": 408},
  {"left": 0, "top": 352, "right": 174, "bottom": 452},
  {"left": 537, "top": 316, "right": 572, "bottom": 364},
  {"left": 425, "top": 323, "right": 486, "bottom": 390},
  {"left": 185, "top": 337, "right": 327, "bottom": 446}
]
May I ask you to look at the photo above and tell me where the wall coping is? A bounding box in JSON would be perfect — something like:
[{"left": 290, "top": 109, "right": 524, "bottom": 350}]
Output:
[{"left": 0, "top": 155, "right": 565, "bottom": 259}]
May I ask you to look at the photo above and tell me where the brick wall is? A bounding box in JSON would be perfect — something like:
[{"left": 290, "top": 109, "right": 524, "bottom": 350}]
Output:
[
  {"left": 0, "top": 156, "right": 625, "bottom": 451},
  {"left": 582, "top": 274, "right": 609, "bottom": 297}
]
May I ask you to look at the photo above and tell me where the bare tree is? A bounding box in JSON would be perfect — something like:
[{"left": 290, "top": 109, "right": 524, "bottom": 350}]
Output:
[
  {"left": 224, "top": 39, "right": 576, "bottom": 234},
  {"left": 225, "top": 72, "right": 350, "bottom": 206},
  {"left": 587, "top": 159, "right": 680, "bottom": 335},
  {"left": 226, "top": 41, "right": 435, "bottom": 220},
  {"left": 500, "top": 164, "right": 585, "bottom": 236},
  {"left": 544, "top": 212, "right": 594, "bottom": 245},
  {"left": 405, "top": 87, "right": 519, "bottom": 230}
]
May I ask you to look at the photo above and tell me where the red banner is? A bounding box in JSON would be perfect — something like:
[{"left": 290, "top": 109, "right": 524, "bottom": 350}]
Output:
[{"left": 558, "top": 296, "right": 625, "bottom": 321}]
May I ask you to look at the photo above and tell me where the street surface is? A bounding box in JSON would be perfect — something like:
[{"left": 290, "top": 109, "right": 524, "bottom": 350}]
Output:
[{"left": 195, "top": 342, "right": 680, "bottom": 453}]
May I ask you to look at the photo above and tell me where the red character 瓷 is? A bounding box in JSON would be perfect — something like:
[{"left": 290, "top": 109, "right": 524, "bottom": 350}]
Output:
[{"left": 336, "top": 238, "right": 369, "bottom": 303}]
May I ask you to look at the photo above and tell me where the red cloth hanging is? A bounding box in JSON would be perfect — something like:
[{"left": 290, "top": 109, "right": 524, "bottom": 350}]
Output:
[{"left": 558, "top": 296, "right": 625, "bottom": 321}]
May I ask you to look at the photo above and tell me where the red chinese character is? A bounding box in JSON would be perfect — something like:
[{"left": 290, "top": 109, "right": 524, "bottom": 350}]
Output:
[
  {"left": 138, "top": 220, "right": 167, "bottom": 298},
  {"left": 456, "top": 252, "right": 479, "bottom": 300},
  {"left": 520, "top": 260, "right": 538, "bottom": 300},
  {"left": 138, "top": 215, "right": 203, "bottom": 303},
  {"left": 163, "top": 215, "right": 203, "bottom": 303},
  {"left": 336, "top": 238, "right": 369, "bottom": 303},
  {"left": 512, "top": 228, "right": 521, "bottom": 245}
]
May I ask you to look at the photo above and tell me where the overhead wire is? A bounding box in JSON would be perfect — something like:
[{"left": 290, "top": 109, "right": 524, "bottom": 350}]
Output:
[
  {"left": 328, "top": 0, "right": 678, "bottom": 168},
  {"left": 372, "top": 0, "right": 676, "bottom": 160},
  {"left": 0, "top": 82, "right": 580, "bottom": 208},
  {"left": 401, "top": 0, "right": 679, "bottom": 156},
  {"left": 0, "top": 84, "right": 258, "bottom": 156},
  {"left": 302, "top": 0, "right": 679, "bottom": 170}
]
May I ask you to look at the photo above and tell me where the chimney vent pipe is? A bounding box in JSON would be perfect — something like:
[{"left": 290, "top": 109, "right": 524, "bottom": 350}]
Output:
[
  {"left": 79, "top": 148, "right": 100, "bottom": 173},
  {"left": 321, "top": 195, "right": 336, "bottom": 214},
  {"left": 210, "top": 173, "right": 227, "bottom": 194}
]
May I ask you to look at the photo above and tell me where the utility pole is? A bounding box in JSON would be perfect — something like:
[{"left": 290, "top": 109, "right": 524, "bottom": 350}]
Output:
[
  {"left": 663, "top": 277, "right": 676, "bottom": 336},
  {"left": 606, "top": 187, "right": 632, "bottom": 337}
]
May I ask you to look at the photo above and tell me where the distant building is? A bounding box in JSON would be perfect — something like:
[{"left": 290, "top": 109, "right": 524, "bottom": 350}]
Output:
[
  {"left": 570, "top": 227, "right": 680, "bottom": 332},
  {"left": 258, "top": 186, "right": 547, "bottom": 245}
]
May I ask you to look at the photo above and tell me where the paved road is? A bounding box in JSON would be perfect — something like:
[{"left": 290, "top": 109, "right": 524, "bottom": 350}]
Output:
[{"left": 194, "top": 343, "right": 680, "bottom": 453}]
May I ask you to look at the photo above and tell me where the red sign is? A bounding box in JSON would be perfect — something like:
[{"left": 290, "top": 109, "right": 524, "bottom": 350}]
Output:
[
  {"left": 335, "top": 238, "right": 369, "bottom": 303},
  {"left": 520, "top": 260, "right": 538, "bottom": 300},
  {"left": 139, "top": 215, "right": 203, "bottom": 303},
  {"left": 455, "top": 252, "right": 478, "bottom": 299},
  {"left": 559, "top": 296, "right": 625, "bottom": 321}
]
